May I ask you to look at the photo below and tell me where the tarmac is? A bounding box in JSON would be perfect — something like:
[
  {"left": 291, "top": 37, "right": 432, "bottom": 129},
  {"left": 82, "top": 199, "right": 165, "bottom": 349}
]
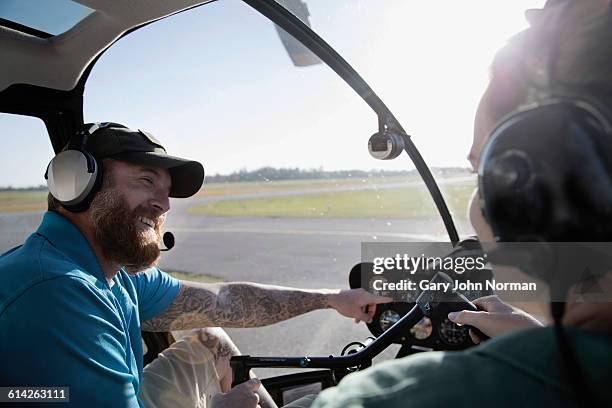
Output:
[{"left": 0, "top": 192, "right": 473, "bottom": 378}]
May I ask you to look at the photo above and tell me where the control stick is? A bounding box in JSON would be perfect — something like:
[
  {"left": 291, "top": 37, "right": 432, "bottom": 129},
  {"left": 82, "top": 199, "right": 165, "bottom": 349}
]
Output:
[{"left": 231, "top": 271, "right": 487, "bottom": 387}]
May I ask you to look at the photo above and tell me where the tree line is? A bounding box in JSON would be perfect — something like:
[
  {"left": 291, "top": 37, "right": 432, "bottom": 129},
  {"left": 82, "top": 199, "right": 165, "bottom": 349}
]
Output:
[
  {"left": 205, "top": 166, "right": 470, "bottom": 183},
  {"left": 0, "top": 166, "right": 471, "bottom": 190}
]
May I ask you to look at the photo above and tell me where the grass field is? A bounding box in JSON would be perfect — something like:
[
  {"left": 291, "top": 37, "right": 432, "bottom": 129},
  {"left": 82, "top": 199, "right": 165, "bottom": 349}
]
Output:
[
  {"left": 188, "top": 182, "right": 475, "bottom": 219},
  {"left": 0, "top": 191, "right": 47, "bottom": 213},
  {"left": 0, "top": 177, "right": 410, "bottom": 213},
  {"left": 0, "top": 176, "right": 476, "bottom": 218},
  {"left": 193, "top": 176, "right": 418, "bottom": 198},
  {"left": 167, "top": 270, "right": 223, "bottom": 283}
]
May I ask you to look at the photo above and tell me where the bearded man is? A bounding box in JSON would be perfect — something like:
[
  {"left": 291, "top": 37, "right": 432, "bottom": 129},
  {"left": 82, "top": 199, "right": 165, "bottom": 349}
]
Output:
[{"left": 0, "top": 123, "right": 391, "bottom": 408}]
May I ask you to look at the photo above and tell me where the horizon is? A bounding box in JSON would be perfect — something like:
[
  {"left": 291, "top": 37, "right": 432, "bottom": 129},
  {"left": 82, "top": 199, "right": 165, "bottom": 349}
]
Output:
[{"left": 0, "top": 165, "right": 472, "bottom": 190}]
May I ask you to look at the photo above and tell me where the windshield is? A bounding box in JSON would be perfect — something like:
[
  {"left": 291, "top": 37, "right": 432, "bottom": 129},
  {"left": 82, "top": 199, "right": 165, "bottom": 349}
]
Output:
[
  {"left": 81, "top": 0, "right": 472, "bottom": 374},
  {"left": 1, "top": 0, "right": 545, "bottom": 376},
  {"left": 274, "top": 0, "right": 544, "bottom": 170}
]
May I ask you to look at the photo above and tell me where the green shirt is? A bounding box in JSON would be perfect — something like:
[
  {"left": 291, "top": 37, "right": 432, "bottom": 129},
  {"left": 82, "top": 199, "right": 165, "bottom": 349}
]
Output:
[{"left": 312, "top": 327, "right": 612, "bottom": 407}]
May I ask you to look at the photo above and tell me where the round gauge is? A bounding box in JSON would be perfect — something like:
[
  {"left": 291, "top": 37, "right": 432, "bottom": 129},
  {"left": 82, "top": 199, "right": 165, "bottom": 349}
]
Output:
[
  {"left": 409, "top": 317, "right": 433, "bottom": 340},
  {"left": 379, "top": 309, "right": 401, "bottom": 332},
  {"left": 438, "top": 318, "right": 469, "bottom": 345}
]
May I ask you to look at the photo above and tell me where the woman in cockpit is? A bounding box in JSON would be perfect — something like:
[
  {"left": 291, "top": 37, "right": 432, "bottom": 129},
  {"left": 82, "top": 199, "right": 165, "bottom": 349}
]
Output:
[{"left": 311, "top": 1, "right": 612, "bottom": 406}]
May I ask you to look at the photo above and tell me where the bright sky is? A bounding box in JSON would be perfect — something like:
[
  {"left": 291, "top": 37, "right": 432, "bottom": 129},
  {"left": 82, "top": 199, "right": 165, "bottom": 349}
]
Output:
[{"left": 0, "top": 0, "right": 545, "bottom": 187}]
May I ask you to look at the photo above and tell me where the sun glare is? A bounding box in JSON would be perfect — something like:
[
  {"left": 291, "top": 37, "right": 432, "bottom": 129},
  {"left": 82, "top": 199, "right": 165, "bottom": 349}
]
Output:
[{"left": 364, "top": 0, "right": 546, "bottom": 169}]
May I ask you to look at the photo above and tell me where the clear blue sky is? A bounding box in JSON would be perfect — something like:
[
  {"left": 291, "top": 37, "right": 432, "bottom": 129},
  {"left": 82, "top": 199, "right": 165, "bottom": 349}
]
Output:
[{"left": 0, "top": 0, "right": 544, "bottom": 187}]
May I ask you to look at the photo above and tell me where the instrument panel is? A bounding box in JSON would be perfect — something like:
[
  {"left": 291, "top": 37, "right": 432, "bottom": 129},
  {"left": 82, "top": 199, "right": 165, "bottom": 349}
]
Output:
[{"left": 350, "top": 262, "right": 493, "bottom": 352}]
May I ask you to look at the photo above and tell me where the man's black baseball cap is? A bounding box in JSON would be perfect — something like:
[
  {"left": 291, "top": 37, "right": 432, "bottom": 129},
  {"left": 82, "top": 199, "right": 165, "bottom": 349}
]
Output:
[{"left": 83, "top": 122, "right": 204, "bottom": 198}]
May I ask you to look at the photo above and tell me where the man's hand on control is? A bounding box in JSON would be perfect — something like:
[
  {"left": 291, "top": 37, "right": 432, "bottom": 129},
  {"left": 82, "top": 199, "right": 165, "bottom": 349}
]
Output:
[
  {"left": 327, "top": 289, "right": 393, "bottom": 324},
  {"left": 212, "top": 378, "right": 261, "bottom": 408},
  {"left": 448, "top": 295, "right": 544, "bottom": 343}
]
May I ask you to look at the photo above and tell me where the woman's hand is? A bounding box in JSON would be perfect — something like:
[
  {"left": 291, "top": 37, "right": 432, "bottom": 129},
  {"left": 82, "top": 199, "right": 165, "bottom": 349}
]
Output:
[{"left": 448, "top": 295, "right": 543, "bottom": 343}]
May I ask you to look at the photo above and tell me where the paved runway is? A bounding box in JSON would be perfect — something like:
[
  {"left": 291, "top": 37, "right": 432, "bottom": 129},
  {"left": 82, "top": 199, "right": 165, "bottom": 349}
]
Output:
[{"left": 0, "top": 196, "right": 472, "bottom": 378}]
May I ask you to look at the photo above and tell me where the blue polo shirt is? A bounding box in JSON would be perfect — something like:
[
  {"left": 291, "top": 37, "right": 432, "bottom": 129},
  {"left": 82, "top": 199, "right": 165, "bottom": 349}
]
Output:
[{"left": 0, "top": 211, "right": 181, "bottom": 407}]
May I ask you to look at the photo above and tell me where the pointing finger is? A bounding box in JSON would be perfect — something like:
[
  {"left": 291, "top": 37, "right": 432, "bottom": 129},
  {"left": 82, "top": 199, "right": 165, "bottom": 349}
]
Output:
[
  {"left": 447, "top": 310, "right": 484, "bottom": 326},
  {"left": 372, "top": 295, "right": 393, "bottom": 304}
]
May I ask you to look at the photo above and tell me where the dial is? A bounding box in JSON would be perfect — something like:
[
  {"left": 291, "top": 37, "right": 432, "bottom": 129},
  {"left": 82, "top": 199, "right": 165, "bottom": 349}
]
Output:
[
  {"left": 379, "top": 309, "right": 401, "bottom": 332},
  {"left": 438, "top": 318, "right": 469, "bottom": 345},
  {"left": 410, "top": 317, "right": 433, "bottom": 340}
]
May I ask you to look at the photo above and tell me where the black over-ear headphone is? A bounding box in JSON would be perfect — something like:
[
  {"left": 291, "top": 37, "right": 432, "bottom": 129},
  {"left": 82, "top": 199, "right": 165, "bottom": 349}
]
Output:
[
  {"left": 478, "top": 91, "right": 612, "bottom": 246},
  {"left": 44, "top": 122, "right": 126, "bottom": 212},
  {"left": 477, "top": 0, "right": 612, "bottom": 250}
]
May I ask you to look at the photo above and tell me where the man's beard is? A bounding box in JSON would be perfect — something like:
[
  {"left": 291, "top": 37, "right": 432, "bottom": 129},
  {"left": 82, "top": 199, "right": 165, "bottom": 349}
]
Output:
[{"left": 90, "top": 188, "right": 164, "bottom": 274}]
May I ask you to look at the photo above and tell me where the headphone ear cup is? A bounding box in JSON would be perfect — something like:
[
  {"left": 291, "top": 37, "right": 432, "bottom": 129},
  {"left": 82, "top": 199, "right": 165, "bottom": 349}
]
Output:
[
  {"left": 45, "top": 149, "right": 101, "bottom": 212},
  {"left": 73, "top": 158, "right": 104, "bottom": 212},
  {"left": 478, "top": 99, "right": 612, "bottom": 243}
]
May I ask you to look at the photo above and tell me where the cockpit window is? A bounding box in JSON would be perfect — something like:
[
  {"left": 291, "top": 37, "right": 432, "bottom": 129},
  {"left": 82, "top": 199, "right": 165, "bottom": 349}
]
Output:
[
  {"left": 0, "top": 114, "right": 52, "bottom": 248},
  {"left": 83, "top": 0, "right": 455, "bottom": 373},
  {"left": 0, "top": 0, "right": 93, "bottom": 38}
]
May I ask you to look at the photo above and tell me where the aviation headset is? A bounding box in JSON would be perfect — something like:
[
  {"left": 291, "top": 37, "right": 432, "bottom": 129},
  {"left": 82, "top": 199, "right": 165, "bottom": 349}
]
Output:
[
  {"left": 477, "top": 23, "right": 612, "bottom": 287},
  {"left": 478, "top": 90, "right": 612, "bottom": 278},
  {"left": 44, "top": 122, "right": 128, "bottom": 212}
]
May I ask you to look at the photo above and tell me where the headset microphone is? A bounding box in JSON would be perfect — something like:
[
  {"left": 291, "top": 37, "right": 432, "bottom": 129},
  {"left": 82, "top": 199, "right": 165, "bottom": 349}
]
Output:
[{"left": 160, "top": 231, "right": 175, "bottom": 251}]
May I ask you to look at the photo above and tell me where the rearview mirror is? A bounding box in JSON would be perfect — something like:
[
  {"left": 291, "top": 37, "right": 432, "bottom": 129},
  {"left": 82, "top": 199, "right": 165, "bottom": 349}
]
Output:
[{"left": 368, "top": 130, "right": 405, "bottom": 160}]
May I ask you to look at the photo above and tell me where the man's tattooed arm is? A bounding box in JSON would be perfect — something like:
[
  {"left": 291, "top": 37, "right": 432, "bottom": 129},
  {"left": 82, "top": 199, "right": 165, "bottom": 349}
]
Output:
[{"left": 141, "top": 280, "right": 336, "bottom": 332}]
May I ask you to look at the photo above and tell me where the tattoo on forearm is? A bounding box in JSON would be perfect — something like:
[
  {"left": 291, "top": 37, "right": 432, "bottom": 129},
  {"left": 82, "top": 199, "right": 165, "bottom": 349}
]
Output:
[
  {"left": 196, "top": 329, "right": 236, "bottom": 362},
  {"left": 141, "top": 281, "right": 331, "bottom": 332}
]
